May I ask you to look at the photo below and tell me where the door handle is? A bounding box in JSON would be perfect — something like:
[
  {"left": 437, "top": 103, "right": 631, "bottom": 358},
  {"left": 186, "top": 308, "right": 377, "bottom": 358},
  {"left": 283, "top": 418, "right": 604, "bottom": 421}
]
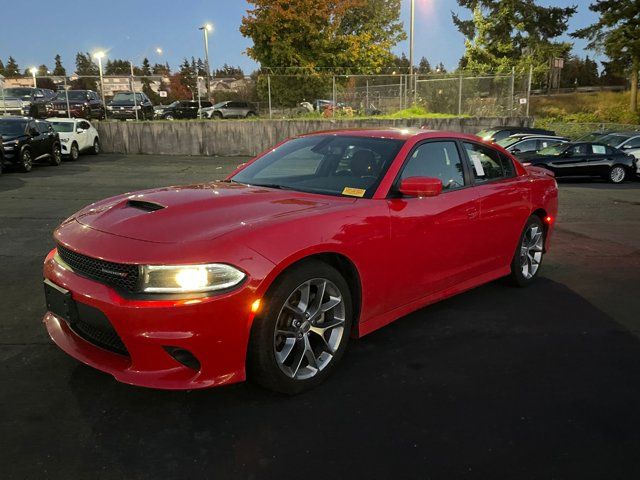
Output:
[{"left": 465, "top": 207, "right": 479, "bottom": 219}]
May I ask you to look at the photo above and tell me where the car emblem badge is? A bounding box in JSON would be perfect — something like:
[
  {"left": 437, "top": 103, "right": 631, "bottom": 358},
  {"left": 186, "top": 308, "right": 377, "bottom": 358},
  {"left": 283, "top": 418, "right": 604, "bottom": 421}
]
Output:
[{"left": 101, "top": 268, "right": 128, "bottom": 278}]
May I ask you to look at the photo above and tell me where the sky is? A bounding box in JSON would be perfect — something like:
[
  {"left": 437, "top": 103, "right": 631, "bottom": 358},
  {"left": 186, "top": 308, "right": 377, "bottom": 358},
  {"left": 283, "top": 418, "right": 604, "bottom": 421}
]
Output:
[{"left": 0, "top": 0, "right": 601, "bottom": 75}]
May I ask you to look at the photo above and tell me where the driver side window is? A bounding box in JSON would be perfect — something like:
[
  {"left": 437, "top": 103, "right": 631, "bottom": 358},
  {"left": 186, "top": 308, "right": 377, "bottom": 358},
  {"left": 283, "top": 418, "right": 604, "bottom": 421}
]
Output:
[{"left": 401, "top": 141, "right": 465, "bottom": 191}]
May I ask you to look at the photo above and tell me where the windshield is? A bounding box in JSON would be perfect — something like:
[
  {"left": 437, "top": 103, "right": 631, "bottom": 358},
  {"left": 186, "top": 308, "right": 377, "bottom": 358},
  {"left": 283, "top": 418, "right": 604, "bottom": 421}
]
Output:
[
  {"left": 50, "top": 122, "right": 74, "bottom": 133},
  {"left": 0, "top": 121, "right": 27, "bottom": 136},
  {"left": 496, "top": 136, "right": 523, "bottom": 148},
  {"left": 54, "top": 91, "right": 87, "bottom": 101},
  {"left": 3, "top": 88, "right": 32, "bottom": 99},
  {"left": 231, "top": 135, "right": 404, "bottom": 198},
  {"left": 537, "top": 144, "right": 566, "bottom": 156},
  {"left": 112, "top": 93, "right": 143, "bottom": 102},
  {"left": 598, "top": 133, "right": 632, "bottom": 147}
]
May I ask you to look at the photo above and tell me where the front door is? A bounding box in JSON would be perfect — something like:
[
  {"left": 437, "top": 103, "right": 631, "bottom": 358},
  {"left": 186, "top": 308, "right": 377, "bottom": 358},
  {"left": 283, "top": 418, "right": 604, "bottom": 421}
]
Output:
[
  {"left": 387, "top": 140, "right": 480, "bottom": 306},
  {"left": 549, "top": 143, "right": 590, "bottom": 177}
]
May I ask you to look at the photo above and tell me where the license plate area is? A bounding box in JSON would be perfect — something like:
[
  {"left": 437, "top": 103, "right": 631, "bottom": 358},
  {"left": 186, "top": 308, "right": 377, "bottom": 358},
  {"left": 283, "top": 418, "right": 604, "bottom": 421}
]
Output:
[{"left": 44, "top": 279, "right": 77, "bottom": 323}]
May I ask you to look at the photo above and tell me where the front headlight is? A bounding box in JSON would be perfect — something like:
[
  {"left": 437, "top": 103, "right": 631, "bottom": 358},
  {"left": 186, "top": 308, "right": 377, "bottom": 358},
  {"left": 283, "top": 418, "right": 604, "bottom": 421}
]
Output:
[
  {"left": 140, "top": 264, "right": 246, "bottom": 293},
  {"left": 106, "top": 105, "right": 113, "bottom": 111},
  {"left": 133, "top": 105, "right": 142, "bottom": 110}
]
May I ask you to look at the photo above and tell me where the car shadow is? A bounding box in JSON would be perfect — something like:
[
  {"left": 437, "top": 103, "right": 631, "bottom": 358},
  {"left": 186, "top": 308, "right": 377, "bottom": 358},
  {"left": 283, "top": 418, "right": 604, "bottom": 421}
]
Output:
[{"left": 6, "top": 277, "right": 640, "bottom": 479}]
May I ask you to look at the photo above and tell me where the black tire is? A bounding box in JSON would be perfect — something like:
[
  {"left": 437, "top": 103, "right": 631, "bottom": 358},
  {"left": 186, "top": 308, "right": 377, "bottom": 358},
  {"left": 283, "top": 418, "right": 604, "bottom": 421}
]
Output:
[
  {"left": 90, "top": 138, "right": 100, "bottom": 155},
  {"left": 20, "top": 148, "right": 33, "bottom": 172},
  {"left": 213, "top": 111, "right": 223, "bottom": 119},
  {"left": 69, "top": 142, "right": 79, "bottom": 161},
  {"left": 608, "top": 165, "right": 626, "bottom": 184},
  {"left": 245, "top": 111, "right": 256, "bottom": 118},
  {"left": 49, "top": 144, "right": 62, "bottom": 166},
  {"left": 508, "top": 215, "right": 545, "bottom": 287},
  {"left": 248, "top": 260, "right": 353, "bottom": 394},
  {"left": 164, "top": 114, "right": 174, "bottom": 121}
]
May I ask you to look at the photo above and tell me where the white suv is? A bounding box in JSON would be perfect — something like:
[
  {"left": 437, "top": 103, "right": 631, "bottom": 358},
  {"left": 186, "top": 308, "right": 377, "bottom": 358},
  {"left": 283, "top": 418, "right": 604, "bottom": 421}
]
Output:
[{"left": 48, "top": 118, "right": 100, "bottom": 160}]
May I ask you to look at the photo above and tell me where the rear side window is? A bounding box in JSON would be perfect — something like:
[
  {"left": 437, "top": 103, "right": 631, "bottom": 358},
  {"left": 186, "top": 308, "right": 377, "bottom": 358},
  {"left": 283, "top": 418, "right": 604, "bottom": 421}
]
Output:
[
  {"left": 626, "top": 137, "right": 640, "bottom": 148},
  {"left": 570, "top": 144, "right": 590, "bottom": 155},
  {"left": 401, "top": 141, "right": 465, "bottom": 190},
  {"left": 464, "top": 142, "right": 515, "bottom": 183},
  {"left": 36, "top": 122, "right": 51, "bottom": 134},
  {"left": 513, "top": 139, "right": 537, "bottom": 152}
]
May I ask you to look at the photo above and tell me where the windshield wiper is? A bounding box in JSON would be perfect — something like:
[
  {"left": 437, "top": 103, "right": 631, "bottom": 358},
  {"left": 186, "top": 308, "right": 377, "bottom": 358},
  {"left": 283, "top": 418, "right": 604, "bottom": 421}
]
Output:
[{"left": 250, "top": 183, "right": 295, "bottom": 190}]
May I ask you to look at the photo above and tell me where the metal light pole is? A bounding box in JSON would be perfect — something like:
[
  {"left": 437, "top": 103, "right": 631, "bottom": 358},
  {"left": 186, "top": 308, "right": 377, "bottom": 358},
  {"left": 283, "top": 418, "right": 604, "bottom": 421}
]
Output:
[
  {"left": 30, "top": 68, "right": 37, "bottom": 88},
  {"left": 199, "top": 24, "right": 213, "bottom": 101},
  {"left": 94, "top": 51, "right": 107, "bottom": 119},
  {"left": 409, "top": 0, "right": 415, "bottom": 102},
  {"left": 130, "top": 60, "right": 139, "bottom": 121}
]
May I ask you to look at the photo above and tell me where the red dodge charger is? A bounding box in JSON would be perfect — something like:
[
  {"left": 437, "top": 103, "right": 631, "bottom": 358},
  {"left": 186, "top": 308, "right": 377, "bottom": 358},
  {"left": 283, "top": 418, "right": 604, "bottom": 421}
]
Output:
[{"left": 43, "top": 129, "right": 557, "bottom": 393}]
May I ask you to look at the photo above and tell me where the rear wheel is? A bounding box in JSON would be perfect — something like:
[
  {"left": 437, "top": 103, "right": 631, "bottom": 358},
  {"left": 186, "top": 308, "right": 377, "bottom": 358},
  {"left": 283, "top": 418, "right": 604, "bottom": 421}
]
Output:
[
  {"left": 90, "top": 138, "right": 100, "bottom": 155},
  {"left": 49, "top": 144, "right": 62, "bottom": 166},
  {"left": 213, "top": 111, "right": 223, "bottom": 119},
  {"left": 248, "top": 260, "right": 353, "bottom": 394},
  {"left": 608, "top": 165, "right": 626, "bottom": 184},
  {"left": 69, "top": 142, "right": 79, "bottom": 161},
  {"left": 20, "top": 149, "right": 33, "bottom": 172},
  {"left": 509, "top": 216, "right": 545, "bottom": 287}
]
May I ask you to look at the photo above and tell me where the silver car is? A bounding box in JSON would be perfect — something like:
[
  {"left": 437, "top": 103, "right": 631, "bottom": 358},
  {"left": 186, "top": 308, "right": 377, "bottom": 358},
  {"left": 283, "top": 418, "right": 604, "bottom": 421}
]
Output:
[{"left": 199, "top": 101, "right": 257, "bottom": 119}]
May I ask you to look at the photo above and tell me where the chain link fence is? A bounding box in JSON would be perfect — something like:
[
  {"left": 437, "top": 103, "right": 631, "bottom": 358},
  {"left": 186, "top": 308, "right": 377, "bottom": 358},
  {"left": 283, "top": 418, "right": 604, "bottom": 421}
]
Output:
[{"left": 259, "top": 70, "right": 533, "bottom": 118}]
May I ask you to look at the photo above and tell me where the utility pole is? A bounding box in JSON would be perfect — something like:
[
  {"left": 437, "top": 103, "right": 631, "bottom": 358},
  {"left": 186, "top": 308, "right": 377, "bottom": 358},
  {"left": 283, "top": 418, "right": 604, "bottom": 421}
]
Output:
[
  {"left": 409, "top": 0, "right": 415, "bottom": 104},
  {"left": 199, "top": 24, "right": 213, "bottom": 101}
]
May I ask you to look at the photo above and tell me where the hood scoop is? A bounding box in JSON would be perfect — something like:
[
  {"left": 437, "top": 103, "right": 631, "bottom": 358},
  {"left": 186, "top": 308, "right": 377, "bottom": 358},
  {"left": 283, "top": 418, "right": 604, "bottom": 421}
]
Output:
[{"left": 126, "top": 199, "right": 166, "bottom": 212}]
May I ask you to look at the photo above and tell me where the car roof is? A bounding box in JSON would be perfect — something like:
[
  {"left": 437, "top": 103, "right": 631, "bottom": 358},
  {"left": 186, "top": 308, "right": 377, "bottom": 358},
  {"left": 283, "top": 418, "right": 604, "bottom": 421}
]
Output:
[
  {"left": 509, "top": 133, "right": 566, "bottom": 139},
  {"left": 299, "top": 128, "right": 484, "bottom": 142}
]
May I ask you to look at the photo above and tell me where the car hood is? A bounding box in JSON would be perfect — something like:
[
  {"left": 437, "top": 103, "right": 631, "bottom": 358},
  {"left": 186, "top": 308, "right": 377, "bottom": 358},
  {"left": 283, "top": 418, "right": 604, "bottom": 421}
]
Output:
[
  {"left": 52, "top": 100, "right": 85, "bottom": 106},
  {"left": 1, "top": 134, "right": 23, "bottom": 143},
  {"left": 73, "top": 181, "right": 355, "bottom": 244}
]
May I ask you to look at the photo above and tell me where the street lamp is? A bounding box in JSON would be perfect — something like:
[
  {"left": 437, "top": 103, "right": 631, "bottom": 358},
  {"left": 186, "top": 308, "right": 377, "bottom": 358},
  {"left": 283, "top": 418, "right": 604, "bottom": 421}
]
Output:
[
  {"left": 93, "top": 51, "right": 107, "bottom": 119},
  {"left": 29, "top": 67, "right": 37, "bottom": 88},
  {"left": 198, "top": 23, "right": 213, "bottom": 100}
]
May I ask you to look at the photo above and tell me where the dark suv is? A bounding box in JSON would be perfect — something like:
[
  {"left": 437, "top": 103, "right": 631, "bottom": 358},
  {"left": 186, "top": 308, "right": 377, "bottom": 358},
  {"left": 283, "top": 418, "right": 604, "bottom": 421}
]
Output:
[
  {"left": 159, "top": 100, "right": 213, "bottom": 120},
  {"left": 107, "top": 92, "right": 154, "bottom": 120},
  {"left": 0, "top": 87, "right": 56, "bottom": 118},
  {"left": 49, "top": 90, "right": 105, "bottom": 120},
  {"left": 0, "top": 118, "right": 62, "bottom": 172}
]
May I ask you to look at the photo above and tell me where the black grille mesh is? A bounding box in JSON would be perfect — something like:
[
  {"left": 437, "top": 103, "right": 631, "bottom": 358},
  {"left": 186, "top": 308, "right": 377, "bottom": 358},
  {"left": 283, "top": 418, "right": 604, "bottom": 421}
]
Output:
[
  {"left": 57, "top": 245, "right": 140, "bottom": 292},
  {"left": 70, "top": 318, "right": 129, "bottom": 356}
]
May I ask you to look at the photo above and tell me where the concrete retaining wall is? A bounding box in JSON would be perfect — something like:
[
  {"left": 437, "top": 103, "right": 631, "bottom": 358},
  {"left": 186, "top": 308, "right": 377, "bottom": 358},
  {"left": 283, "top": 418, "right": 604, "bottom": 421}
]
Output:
[{"left": 95, "top": 117, "right": 532, "bottom": 157}]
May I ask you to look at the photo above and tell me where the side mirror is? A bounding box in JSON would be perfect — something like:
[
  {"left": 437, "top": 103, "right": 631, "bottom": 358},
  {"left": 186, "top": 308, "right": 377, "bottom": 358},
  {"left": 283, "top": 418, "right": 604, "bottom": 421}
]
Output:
[
  {"left": 622, "top": 144, "right": 632, "bottom": 150},
  {"left": 398, "top": 177, "right": 443, "bottom": 198},
  {"left": 76, "top": 128, "right": 84, "bottom": 134}
]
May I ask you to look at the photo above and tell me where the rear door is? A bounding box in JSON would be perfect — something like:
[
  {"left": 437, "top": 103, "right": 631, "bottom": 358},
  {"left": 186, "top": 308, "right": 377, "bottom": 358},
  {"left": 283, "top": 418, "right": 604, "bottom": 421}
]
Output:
[
  {"left": 587, "top": 144, "right": 613, "bottom": 177},
  {"left": 30, "top": 121, "right": 49, "bottom": 157},
  {"left": 387, "top": 139, "right": 481, "bottom": 304},
  {"left": 462, "top": 142, "right": 530, "bottom": 273}
]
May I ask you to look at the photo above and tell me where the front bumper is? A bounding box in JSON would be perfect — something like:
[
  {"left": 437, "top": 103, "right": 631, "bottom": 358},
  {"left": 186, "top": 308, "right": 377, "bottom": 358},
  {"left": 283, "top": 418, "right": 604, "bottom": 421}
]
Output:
[
  {"left": 109, "top": 109, "right": 140, "bottom": 119},
  {"left": 43, "top": 248, "right": 259, "bottom": 390}
]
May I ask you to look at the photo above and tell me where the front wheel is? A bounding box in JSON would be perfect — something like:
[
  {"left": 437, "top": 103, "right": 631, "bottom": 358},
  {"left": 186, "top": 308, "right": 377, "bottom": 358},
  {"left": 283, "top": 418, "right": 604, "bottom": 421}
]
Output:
[
  {"left": 248, "top": 260, "right": 353, "bottom": 394},
  {"left": 509, "top": 216, "right": 545, "bottom": 287},
  {"left": 49, "top": 144, "right": 62, "bottom": 166},
  {"left": 20, "top": 149, "right": 33, "bottom": 172},
  {"left": 69, "top": 142, "right": 79, "bottom": 161},
  {"left": 608, "top": 165, "right": 626, "bottom": 184}
]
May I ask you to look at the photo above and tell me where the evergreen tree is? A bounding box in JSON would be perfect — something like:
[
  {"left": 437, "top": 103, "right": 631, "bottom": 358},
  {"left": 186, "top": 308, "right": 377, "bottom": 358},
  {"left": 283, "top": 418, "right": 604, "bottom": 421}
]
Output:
[
  {"left": 53, "top": 54, "right": 66, "bottom": 76},
  {"left": 0, "top": 59, "right": 5, "bottom": 76},
  {"left": 141, "top": 58, "right": 152, "bottom": 76},
  {"left": 417, "top": 57, "right": 432, "bottom": 74},
  {"left": 573, "top": 0, "right": 640, "bottom": 112},
  {"left": 5, "top": 56, "right": 20, "bottom": 77}
]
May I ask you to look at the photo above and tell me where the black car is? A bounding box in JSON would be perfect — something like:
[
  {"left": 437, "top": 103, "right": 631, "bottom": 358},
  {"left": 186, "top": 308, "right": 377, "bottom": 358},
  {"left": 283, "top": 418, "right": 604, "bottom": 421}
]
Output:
[
  {"left": 107, "top": 92, "right": 154, "bottom": 120},
  {"left": 496, "top": 134, "right": 569, "bottom": 154},
  {"left": 0, "top": 87, "right": 55, "bottom": 118},
  {"left": 0, "top": 118, "right": 62, "bottom": 172},
  {"left": 159, "top": 100, "right": 213, "bottom": 120},
  {"left": 49, "top": 90, "right": 105, "bottom": 120},
  {"left": 477, "top": 126, "right": 555, "bottom": 142},
  {"left": 518, "top": 142, "right": 637, "bottom": 184}
]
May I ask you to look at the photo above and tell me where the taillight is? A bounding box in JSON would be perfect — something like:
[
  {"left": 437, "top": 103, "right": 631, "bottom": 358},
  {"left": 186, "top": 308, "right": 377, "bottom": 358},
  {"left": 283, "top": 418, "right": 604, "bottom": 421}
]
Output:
[{"left": 544, "top": 216, "right": 553, "bottom": 224}]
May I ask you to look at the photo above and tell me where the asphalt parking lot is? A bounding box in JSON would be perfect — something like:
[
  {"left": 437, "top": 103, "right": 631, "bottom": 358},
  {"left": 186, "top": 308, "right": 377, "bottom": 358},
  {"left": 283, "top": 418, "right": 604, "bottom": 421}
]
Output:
[{"left": 2, "top": 155, "right": 640, "bottom": 479}]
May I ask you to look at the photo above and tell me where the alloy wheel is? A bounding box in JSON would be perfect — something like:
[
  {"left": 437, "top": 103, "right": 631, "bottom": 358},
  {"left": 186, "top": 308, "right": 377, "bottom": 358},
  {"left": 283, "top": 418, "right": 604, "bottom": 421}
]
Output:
[
  {"left": 273, "top": 278, "right": 345, "bottom": 380},
  {"left": 520, "top": 224, "right": 544, "bottom": 280},
  {"left": 22, "top": 150, "right": 32, "bottom": 172},
  {"left": 71, "top": 144, "right": 79, "bottom": 160},
  {"left": 93, "top": 139, "right": 100, "bottom": 154},
  {"left": 610, "top": 166, "right": 625, "bottom": 183}
]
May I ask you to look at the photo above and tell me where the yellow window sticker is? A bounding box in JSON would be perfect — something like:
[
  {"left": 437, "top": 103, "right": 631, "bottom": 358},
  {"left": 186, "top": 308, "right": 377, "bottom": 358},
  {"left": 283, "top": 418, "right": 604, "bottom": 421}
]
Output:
[{"left": 342, "top": 187, "right": 366, "bottom": 197}]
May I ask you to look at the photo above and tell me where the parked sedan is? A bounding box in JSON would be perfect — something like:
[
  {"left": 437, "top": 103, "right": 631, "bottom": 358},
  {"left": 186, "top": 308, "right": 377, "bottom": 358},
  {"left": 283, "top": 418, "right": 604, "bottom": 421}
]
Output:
[
  {"left": 496, "top": 134, "right": 569, "bottom": 154},
  {"left": 0, "top": 117, "right": 61, "bottom": 171},
  {"left": 477, "top": 126, "right": 555, "bottom": 142},
  {"left": 597, "top": 131, "right": 640, "bottom": 153},
  {"left": 43, "top": 129, "right": 557, "bottom": 394},
  {"left": 49, "top": 118, "right": 100, "bottom": 160},
  {"left": 107, "top": 92, "right": 154, "bottom": 120},
  {"left": 49, "top": 90, "right": 105, "bottom": 120},
  {"left": 200, "top": 101, "right": 257, "bottom": 119},
  {"left": 518, "top": 142, "right": 637, "bottom": 183},
  {"left": 159, "top": 100, "right": 213, "bottom": 120}
]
